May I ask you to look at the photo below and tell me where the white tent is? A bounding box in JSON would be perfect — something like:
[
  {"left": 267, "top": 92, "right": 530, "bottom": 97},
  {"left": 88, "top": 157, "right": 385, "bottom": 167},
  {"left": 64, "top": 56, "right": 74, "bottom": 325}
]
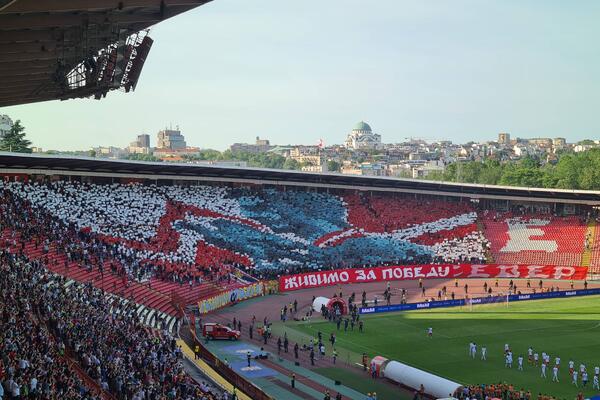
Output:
[{"left": 312, "top": 296, "right": 330, "bottom": 312}]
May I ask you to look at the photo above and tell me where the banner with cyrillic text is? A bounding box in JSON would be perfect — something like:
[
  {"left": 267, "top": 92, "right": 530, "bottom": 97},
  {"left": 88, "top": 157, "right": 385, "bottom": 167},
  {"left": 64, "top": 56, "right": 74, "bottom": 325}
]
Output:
[{"left": 278, "top": 264, "right": 588, "bottom": 292}]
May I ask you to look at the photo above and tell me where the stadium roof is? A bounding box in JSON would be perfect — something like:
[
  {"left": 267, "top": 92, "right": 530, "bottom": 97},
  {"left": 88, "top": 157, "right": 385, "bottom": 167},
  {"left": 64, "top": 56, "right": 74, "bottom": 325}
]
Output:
[
  {"left": 0, "top": 0, "right": 211, "bottom": 108},
  {"left": 1, "top": 152, "right": 600, "bottom": 205}
]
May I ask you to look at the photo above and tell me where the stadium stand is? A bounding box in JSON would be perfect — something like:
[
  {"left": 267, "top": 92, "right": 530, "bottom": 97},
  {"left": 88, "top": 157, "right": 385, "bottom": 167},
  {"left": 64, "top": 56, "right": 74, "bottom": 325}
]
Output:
[
  {"left": 588, "top": 218, "right": 600, "bottom": 273},
  {"left": 0, "top": 181, "right": 490, "bottom": 280},
  {"left": 0, "top": 183, "right": 246, "bottom": 326},
  {"left": 1, "top": 178, "right": 597, "bottom": 316},
  {"left": 481, "top": 211, "right": 588, "bottom": 266},
  {"left": 2, "top": 180, "right": 598, "bottom": 285},
  {"left": 0, "top": 251, "right": 224, "bottom": 400}
]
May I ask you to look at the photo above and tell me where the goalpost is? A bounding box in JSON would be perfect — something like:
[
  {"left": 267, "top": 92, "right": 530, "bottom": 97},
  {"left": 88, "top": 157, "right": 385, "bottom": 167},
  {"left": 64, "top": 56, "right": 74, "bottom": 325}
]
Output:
[{"left": 467, "top": 293, "right": 510, "bottom": 311}]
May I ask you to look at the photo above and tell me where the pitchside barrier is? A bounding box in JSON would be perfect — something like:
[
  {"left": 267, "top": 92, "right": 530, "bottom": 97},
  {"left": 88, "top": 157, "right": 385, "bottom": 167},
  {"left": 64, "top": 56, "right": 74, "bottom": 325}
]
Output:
[
  {"left": 198, "top": 282, "right": 264, "bottom": 314},
  {"left": 359, "top": 287, "right": 600, "bottom": 315}
]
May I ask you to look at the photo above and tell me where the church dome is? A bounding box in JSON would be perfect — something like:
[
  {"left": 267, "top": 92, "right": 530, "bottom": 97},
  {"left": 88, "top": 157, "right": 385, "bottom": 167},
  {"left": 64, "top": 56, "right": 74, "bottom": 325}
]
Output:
[{"left": 353, "top": 121, "right": 372, "bottom": 131}]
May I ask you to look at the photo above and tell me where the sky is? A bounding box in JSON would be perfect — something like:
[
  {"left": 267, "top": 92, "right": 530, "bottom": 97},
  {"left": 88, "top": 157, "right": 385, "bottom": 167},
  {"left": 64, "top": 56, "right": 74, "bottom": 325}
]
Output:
[{"left": 3, "top": 0, "right": 600, "bottom": 151}]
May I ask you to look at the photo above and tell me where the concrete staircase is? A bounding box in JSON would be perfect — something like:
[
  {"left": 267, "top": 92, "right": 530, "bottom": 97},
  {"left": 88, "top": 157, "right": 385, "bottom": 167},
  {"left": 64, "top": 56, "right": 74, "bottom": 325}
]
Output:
[{"left": 581, "top": 219, "right": 596, "bottom": 267}]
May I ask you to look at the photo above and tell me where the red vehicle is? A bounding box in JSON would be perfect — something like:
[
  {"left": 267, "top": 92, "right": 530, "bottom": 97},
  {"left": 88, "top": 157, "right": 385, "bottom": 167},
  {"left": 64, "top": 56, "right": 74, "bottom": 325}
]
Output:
[{"left": 202, "top": 323, "right": 241, "bottom": 340}]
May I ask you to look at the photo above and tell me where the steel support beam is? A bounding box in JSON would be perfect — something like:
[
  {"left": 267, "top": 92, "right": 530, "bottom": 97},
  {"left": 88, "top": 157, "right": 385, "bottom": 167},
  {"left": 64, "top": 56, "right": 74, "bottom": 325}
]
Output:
[
  {"left": 1, "top": 0, "right": 211, "bottom": 14},
  {"left": 0, "top": 59, "right": 58, "bottom": 71},
  {"left": 0, "top": 6, "right": 192, "bottom": 30}
]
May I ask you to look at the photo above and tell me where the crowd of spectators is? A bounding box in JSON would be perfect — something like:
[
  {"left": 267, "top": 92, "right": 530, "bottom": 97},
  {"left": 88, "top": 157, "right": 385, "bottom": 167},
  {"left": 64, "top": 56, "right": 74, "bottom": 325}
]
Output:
[
  {"left": 458, "top": 383, "right": 558, "bottom": 400},
  {"left": 0, "top": 186, "right": 233, "bottom": 288},
  {"left": 0, "top": 249, "right": 225, "bottom": 400},
  {"left": 0, "top": 252, "right": 99, "bottom": 400},
  {"left": 0, "top": 180, "right": 494, "bottom": 283}
]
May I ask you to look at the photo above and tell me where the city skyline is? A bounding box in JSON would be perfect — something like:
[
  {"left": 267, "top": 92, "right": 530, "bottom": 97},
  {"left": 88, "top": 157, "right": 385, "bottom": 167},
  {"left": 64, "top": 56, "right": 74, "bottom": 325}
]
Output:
[{"left": 2, "top": 0, "right": 600, "bottom": 151}]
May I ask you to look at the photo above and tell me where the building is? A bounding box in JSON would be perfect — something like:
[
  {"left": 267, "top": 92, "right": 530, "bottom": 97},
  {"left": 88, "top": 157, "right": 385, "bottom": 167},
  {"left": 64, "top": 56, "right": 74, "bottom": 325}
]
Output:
[
  {"left": 230, "top": 136, "right": 273, "bottom": 154},
  {"left": 255, "top": 137, "right": 270, "bottom": 147},
  {"left": 268, "top": 146, "right": 293, "bottom": 158},
  {"left": 341, "top": 162, "right": 386, "bottom": 176},
  {"left": 344, "top": 121, "right": 382, "bottom": 150},
  {"left": 289, "top": 146, "right": 328, "bottom": 172},
  {"left": 153, "top": 147, "right": 200, "bottom": 159},
  {"left": 128, "top": 134, "right": 151, "bottom": 154},
  {"left": 92, "top": 146, "right": 127, "bottom": 158},
  {"left": 408, "top": 152, "right": 437, "bottom": 161},
  {"left": 498, "top": 132, "right": 510, "bottom": 145},
  {"left": 525, "top": 138, "right": 553, "bottom": 148},
  {"left": 412, "top": 160, "right": 445, "bottom": 179},
  {"left": 0, "top": 115, "right": 13, "bottom": 138},
  {"left": 574, "top": 144, "right": 597, "bottom": 153},
  {"left": 301, "top": 163, "right": 328, "bottom": 173},
  {"left": 157, "top": 128, "right": 186, "bottom": 150},
  {"left": 552, "top": 137, "right": 566, "bottom": 148},
  {"left": 188, "top": 160, "right": 248, "bottom": 168},
  {"left": 136, "top": 134, "right": 150, "bottom": 148}
]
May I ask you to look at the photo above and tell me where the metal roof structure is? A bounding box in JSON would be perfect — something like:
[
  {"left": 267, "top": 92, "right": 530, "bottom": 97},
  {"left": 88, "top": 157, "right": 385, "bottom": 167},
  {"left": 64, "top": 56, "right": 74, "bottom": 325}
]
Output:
[
  {"left": 0, "top": 0, "right": 212, "bottom": 108},
  {"left": 1, "top": 152, "right": 599, "bottom": 205}
]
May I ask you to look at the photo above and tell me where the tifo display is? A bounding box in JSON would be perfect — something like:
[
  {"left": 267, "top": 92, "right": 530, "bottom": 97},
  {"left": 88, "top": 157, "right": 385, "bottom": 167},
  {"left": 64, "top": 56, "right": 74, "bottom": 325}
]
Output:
[{"left": 1, "top": 180, "right": 598, "bottom": 285}]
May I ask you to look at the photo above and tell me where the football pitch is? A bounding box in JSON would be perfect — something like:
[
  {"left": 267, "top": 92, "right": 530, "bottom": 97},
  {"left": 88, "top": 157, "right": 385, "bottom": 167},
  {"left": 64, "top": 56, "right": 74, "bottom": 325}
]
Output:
[{"left": 285, "top": 296, "right": 600, "bottom": 398}]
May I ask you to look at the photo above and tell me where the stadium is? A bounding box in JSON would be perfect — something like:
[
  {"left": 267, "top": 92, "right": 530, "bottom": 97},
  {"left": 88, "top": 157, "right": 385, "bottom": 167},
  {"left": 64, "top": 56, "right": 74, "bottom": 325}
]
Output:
[
  {"left": 2, "top": 2, "right": 600, "bottom": 400},
  {"left": 0, "top": 151, "right": 600, "bottom": 400}
]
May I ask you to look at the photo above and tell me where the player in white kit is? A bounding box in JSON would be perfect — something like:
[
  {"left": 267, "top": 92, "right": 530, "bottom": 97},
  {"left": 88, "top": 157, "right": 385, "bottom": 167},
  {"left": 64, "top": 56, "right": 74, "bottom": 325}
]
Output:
[
  {"left": 541, "top": 362, "right": 547, "bottom": 378},
  {"left": 582, "top": 371, "right": 588, "bottom": 387},
  {"left": 527, "top": 347, "right": 533, "bottom": 364},
  {"left": 552, "top": 365, "right": 559, "bottom": 382},
  {"left": 569, "top": 360, "right": 575, "bottom": 376},
  {"left": 471, "top": 343, "right": 477, "bottom": 359},
  {"left": 481, "top": 346, "right": 487, "bottom": 361},
  {"left": 518, "top": 355, "right": 523, "bottom": 371},
  {"left": 593, "top": 374, "right": 600, "bottom": 389},
  {"left": 533, "top": 353, "right": 539, "bottom": 366},
  {"left": 594, "top": 365, "right": 599, "bottom": 376},
  {"left": 572, "top": 370, "right": 578, "bottom": 387}
]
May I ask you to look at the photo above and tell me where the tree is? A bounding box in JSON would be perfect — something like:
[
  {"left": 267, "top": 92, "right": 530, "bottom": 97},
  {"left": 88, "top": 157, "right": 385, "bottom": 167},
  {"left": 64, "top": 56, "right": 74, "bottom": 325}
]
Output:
[
  {"left": 126, "top": 153, "right": 161, "bottom": 162},
  {"left": 0, "top": 120, "right": 32, "bottom": 153},
  {"left": 89, "top": 150, "right": 97, "bottom": 158},
  {"left": 283, "top": 158, "right": 301, "bottom": 170},
  {"left": 327, "top": 160, "right": 341, "bottom": 172}
]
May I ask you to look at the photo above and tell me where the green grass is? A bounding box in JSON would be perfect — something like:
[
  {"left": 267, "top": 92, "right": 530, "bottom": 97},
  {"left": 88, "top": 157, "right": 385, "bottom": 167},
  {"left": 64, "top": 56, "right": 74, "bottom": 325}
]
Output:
[
  {"left": 313, "top": 367, "right": 412, "bottom": 400},
  {"left": 284, "top": 296, "right": 600, "bottom": 398}
]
